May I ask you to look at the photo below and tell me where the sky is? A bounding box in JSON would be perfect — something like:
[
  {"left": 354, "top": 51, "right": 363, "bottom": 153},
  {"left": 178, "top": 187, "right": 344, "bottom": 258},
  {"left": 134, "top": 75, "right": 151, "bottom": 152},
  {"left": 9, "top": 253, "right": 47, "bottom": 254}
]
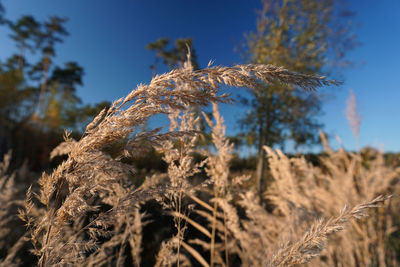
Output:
[{"left": 1, "top": 0, "right": 399, "bottom": 153}]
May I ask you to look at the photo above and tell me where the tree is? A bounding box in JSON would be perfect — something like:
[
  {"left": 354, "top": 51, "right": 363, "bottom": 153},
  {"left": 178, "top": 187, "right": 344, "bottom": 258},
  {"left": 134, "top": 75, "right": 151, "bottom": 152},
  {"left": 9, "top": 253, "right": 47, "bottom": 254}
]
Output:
[
  {"left": 0, "top": 3, "right": 110, "bottom": 167},
  {"left": 147, "top": 37, "right": 199, "bottom": 72},
  {"left": 0, "top": 0, "right": 8, "bottom": 25},
  {"left": 34, "top": 16, "right": 69, "bottom": 118},
  {"left": 0, "top": 66, "right": 24, "bottom": 154},
  {"left": 43, "top": 61, "right": 84, "bottom": 129},
  {"left": 0, "top": 62, "right": 37, "bottom": 155},
  {"left": 9, "top": 16, "right": 41, "bottom": 70},
  {"left": 241, "top": 0, "right": 358, "bottom": 201},
  {"left": 146, "top": 38, "right": 169, "bottom": 77}
]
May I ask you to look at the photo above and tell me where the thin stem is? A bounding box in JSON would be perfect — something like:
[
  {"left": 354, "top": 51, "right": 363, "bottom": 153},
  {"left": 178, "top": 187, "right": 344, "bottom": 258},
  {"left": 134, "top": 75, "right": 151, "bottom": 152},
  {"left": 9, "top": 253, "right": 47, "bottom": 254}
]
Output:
[
  {"left": 223, "top": 208, "right": 229, "bottom": 266},
  {"left": 210, "top": 190, "right": 219, "bottom": 267},
  {"left": 177, "top": 189, "right": 183, "bottom": 267}
]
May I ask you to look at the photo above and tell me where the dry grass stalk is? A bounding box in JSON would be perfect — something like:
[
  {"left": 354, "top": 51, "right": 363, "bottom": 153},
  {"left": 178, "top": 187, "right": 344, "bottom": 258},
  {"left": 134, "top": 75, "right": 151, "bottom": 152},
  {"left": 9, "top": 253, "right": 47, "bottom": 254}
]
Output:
[
  {"left": 346, "top": 90, "right": 361, "bottom": 146},
  {"left": 0, "top": 152, "right": 23, "bottom": 266},
  {"left": 202, "top": 102, "right": 233, "bottom": 267},
  {"left": 263, "top": 136, "right": 399, "bottom": 266},
  {"left": 267, "top": 195, "right": 391, "bottom": 266}
]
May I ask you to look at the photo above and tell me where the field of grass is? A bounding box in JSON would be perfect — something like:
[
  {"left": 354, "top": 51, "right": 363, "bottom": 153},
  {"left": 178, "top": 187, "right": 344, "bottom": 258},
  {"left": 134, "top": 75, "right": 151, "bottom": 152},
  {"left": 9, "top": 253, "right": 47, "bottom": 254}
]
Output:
[{"left": 1, "top": 60, "right": 399, "bottom": 266}]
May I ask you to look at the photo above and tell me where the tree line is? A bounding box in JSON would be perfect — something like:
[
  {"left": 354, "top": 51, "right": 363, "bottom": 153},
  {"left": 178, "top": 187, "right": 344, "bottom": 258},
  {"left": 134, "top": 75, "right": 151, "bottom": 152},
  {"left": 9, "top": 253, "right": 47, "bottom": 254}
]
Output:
[{"left": 0, "top": 3, "right": 109, "bottom": 169}]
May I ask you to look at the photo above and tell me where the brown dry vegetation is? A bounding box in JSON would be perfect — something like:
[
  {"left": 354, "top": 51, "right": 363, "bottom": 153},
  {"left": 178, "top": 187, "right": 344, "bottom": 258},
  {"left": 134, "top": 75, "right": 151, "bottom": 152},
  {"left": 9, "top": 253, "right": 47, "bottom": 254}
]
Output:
[{"left": 0, "top": 59, "right": 399, "bottom": 266}]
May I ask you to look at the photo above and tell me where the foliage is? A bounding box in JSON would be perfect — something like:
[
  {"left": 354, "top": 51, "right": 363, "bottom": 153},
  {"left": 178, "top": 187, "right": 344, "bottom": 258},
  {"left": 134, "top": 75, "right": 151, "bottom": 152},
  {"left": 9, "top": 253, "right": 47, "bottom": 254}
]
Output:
[
  {"left": 0, "top": 6, "right": 109, "bottom": 167},
  {"left": 241, "top": 0, "right": 359, "bottom": 199}
]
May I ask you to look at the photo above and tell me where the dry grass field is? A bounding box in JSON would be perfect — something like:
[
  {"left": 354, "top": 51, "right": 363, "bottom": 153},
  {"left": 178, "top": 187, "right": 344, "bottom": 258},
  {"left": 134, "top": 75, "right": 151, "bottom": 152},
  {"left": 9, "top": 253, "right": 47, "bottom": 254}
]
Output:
[{"left": 1, "top": 59, "right": 399, "bottom": 266}]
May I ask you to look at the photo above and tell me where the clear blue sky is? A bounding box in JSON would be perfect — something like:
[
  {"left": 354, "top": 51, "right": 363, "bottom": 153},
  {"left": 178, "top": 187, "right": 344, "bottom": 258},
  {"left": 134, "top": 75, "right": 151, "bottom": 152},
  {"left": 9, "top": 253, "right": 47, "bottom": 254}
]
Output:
[{"left": 1, "top": 0, "right": 399, "bottom": 152}]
